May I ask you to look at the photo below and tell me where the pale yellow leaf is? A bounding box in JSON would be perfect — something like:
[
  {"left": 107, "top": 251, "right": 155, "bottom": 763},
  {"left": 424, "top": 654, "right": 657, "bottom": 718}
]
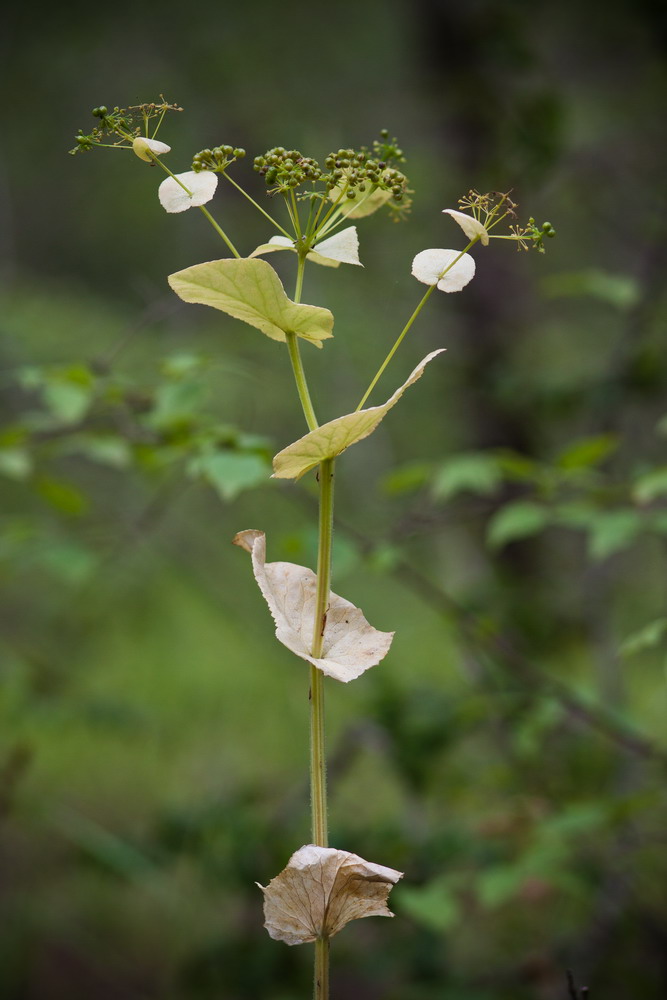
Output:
[
  {"left": 259, "top": 844, "right": 403, "bottom": 945},
  {"left": 232, "top": 530, "right": 393, "bottom": 682},
  {"left": 168, "top": 257, "right": 334, "bottom": 347},
  {"left": 272, "top": 350, "right": 446, "bottom": 479}
]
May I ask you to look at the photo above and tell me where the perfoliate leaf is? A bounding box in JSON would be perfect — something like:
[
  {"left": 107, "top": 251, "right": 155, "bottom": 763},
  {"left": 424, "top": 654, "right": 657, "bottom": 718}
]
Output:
[
  {"left": 168, "top": 258, "right": 334, "bottom": 348},
  {"left": 250, "top": 226, "right": 361, "bottom": 268},
  {"left": 232, "top": 530, "right": 393, "bottom": 682},
  {"left": 259, "top": 844, "right": 403, "bottom": 945},
  {"left": 442, "top": 208, "right": 489, "bottom": 246},
  {"left": 273, "top": 350, "right": 445, "bottom": 479},
  {"left": 311, "top": 227, "right": 362, "bottom": 266},
  {"left": 158, "top": 171, "right": 218, "bottom": 213},
  {"left": 411, "top": 249, "right": 476, "bottom": 292}
]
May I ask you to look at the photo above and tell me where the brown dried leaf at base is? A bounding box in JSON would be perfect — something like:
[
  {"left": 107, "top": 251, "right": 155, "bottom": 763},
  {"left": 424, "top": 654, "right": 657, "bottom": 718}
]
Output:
[
  {"left": 232, "top": 529, "right": 394, "bottom": 682},
  {"left": 258, "top": 844, "right": 403, "bottom": 945}
]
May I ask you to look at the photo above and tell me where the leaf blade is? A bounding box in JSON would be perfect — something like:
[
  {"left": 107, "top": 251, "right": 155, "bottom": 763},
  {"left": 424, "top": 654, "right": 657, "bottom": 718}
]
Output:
[
  {"left": 233, "top": 529, "right": 393, "bottom": 682},
  {"left": 273, "top": 349, "right": 446, "bottom": 479},
  {"left": 168, "top": 257, "right": 334, "bottom": 347}
]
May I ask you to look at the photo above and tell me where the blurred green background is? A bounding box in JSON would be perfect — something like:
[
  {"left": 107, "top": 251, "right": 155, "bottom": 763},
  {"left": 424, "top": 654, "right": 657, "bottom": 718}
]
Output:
[{"left": 2, "top": 1, "right": 667, "bottom": 997}]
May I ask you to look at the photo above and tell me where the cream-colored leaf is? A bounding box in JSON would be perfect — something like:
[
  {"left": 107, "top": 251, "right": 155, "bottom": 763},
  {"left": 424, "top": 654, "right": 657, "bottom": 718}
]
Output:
[
  {"left": 272, "top": 350, "right": 446, "bottom": 480},
  {"left": 249, "top": 235, "right": 340, "bottom": 269},
  {"left": 442, "top": 208, "right": 490, "bottom": 246},
  {"left": 232, "top": 530, "right": 393, "bottom": 681},
  {"left": 168, "top": 257, "right": 333, "bottom": 347},
  {"left": 132, "top": 136, "right": 171, "bottom": 161},
  {"left": 259, "top": 844, "right": 403, "bottom": 945},
  {"left": 248, "top": 236, "right": 294, "bottom": 258},
  {"left": 249, "top": 227, "right": 361, "bottom": 268},
  {"left": 158, "top": 170, "right": 218, "bottom": 213},
  {"left": 411, "top": 248, "right": 476, "bottom": 292},
  {"left": 312, "top": 227, "right": 362, "bottom": 266}
]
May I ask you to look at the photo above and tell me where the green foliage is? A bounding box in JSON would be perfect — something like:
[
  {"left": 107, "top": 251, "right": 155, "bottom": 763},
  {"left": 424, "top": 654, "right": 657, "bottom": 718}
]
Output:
[
  {"left": 486, "top": 500, "right": 550, "bottom": 548},
  {"left": 542, "top": 269, "right": 641, "bottom": 309},
  {"left": 431, "top": 452, "right": 503, "bottom": 501}
]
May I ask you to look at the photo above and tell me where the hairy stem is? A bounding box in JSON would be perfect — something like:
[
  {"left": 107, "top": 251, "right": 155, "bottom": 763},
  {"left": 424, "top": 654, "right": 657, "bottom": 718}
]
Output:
[{"left": 314, "top": 937, "right": 330, "bottom": 1000}]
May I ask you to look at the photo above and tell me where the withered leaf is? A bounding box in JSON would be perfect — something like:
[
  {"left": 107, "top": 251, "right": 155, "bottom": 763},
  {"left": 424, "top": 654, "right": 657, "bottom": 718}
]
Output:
[
  {"left": 259, "top": 844, "right": 403, "bottom": 945},
  {"left": 232, "top": 529, "right": 393, "bottom": 682}
]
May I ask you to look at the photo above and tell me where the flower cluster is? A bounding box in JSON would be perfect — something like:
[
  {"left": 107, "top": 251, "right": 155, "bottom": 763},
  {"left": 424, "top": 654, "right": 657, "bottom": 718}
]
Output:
[
  {"left": 69, "top": 98, "right": 182, "bottom": 156},
  {"left": 411, "top": 190, "right": 555, "bottom": 295},
  {"left": 510, "top": 217, "right": 557, "bottom": 253},
  {"left": 322, "top": 147, "right": 406, "bottom": 201},
  {"left": 455, "top": 189, "right": 555, "bottom": 252},
  {"left": 251, "top": 134, "right": 411, "bottom": 218},
  {"left": 192, "top": 145, "right": 246, "bottom": 173},
  {"left": 253, "top": 148, "right": 323, "bottom": 192},
  {"left": 322, "top": 134, "right": 411, "bottom": 218}
]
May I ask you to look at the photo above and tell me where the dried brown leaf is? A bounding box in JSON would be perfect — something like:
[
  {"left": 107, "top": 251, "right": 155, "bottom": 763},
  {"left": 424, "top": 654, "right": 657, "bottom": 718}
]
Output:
[{"left": 259, "top": 844, "right": 403, "bottom": 945}]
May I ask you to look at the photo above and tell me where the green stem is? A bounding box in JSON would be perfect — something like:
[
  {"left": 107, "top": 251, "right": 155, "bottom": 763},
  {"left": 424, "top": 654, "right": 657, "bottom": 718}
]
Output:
[
  {"left": 311, "top": 181, "right": 350, "bottom": 241},
  {"left": 356, "top": 237, "right": 479, "bottom": 410},
  {"left": 310, "top": 457, "right": 334, "bottom": 849},
  {"left": 284, "top": 251, "right": 331, "bottom": 1000},
  {"left": 285, "top": 331, "right": 318, "bottom": 431},
  {"left": 290, "top": 188, "right": 302, "bottom": 238},
  {"left": 356, "top": 284, "right": 435, "bottom": 411},
  {"left": 294, "top": 251, "right": 306, "bottom": 304},
  {"left": 198, "top": 205, "right": 240, "bottom": 257},
  {"left": 285, "top": 255, "right": 318, "bottom": 431},
  {"left": 223, "top": 172, "right": 292, "bottom": 238},
  {"left": 314, "top": 937, "right": 330, "bottom": 1000}
]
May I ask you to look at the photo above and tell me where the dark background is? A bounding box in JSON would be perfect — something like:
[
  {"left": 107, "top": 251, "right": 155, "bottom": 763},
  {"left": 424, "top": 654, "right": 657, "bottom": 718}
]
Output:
[{"left": 2, "top": 1, "right": 667, "bottom": 997}]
